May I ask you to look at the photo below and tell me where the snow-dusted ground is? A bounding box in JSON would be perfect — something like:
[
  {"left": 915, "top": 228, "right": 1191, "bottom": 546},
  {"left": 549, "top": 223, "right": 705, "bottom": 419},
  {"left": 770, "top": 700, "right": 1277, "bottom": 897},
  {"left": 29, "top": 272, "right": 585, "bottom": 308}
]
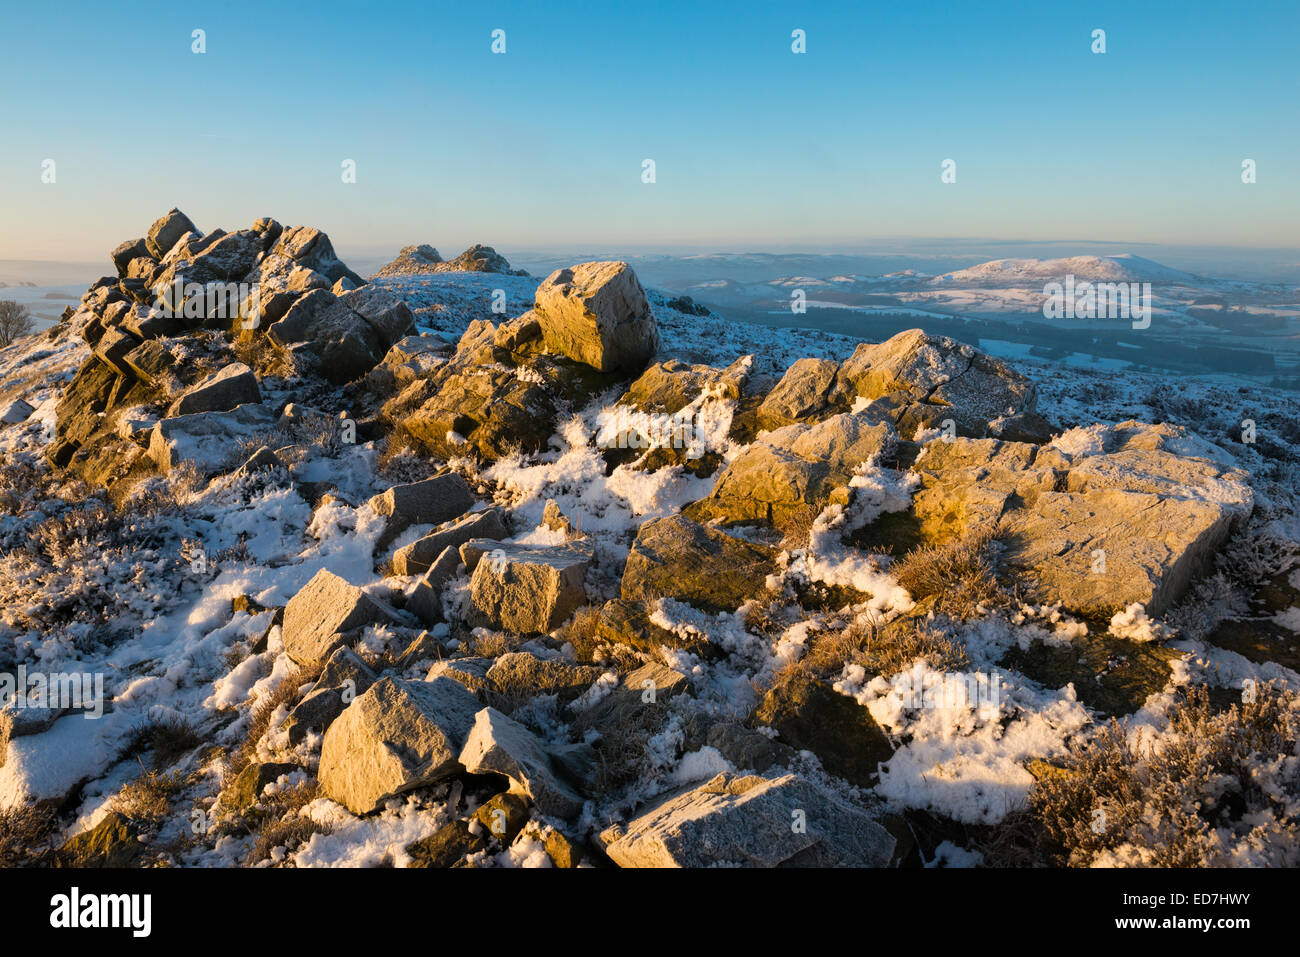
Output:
[{"left": 0, "top": 269, "right": 1296, "bottom": 867}]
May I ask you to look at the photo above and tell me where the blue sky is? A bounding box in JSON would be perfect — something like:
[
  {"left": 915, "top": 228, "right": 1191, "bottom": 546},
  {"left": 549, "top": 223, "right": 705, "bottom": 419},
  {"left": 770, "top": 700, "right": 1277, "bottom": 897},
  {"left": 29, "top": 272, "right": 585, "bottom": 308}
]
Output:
[{"left": 1, "top": 0, "right": 1296, "bottom": 261}]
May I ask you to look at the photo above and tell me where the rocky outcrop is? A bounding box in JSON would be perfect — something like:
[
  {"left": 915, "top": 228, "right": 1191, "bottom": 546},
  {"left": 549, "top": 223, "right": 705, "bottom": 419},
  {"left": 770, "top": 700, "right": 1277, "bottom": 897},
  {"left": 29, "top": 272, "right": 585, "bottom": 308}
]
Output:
[{"left": 372, "top": 243, "right": 527, "bottom": 278}]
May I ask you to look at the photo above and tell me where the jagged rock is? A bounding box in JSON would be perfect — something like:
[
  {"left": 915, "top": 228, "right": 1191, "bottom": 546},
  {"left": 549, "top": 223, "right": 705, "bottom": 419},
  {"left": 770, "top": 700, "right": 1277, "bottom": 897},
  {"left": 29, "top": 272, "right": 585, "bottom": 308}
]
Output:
[
  {"left": 281, "top": 569, "right": 403, "bottom": 668},
  {"left": 753, "top": 671, "right": 893, "bottom": 788},
  {"left": 459, "top": 707, "right": 585, "bottom": 818},
  {"left": 473, "top": 791, "right": 530, "bottom": 843},
  {"left": 484, "top": 652, "right": 606, "bottom": 708},
  {"left": 111, "top": 238, "right": 149, "bottom": 276},
  {"left": 909, "top": 430, "right": 1253, "bottom": 616},
  {"left": 468, "top": 542, "right": 592, "bottom": 633},
  {"left": 227, "top": 761, "right": 303, "bottom": 811},
  {"left": 705, "top": 723, "right": 798, "bottom": 774},
  {"left": 271, "top": 225, "right": 364, "bottom": 285},
  {"left": 0, "top": 398, "right": 33, "bottom": 424},
  {"left": 147, "top": 403, "right": 275, "bottom": 475},
  {"left": 267, "top": 289, "right": 383, "bottom": 384},
  {"left": 592, "top": 598, "right": 718, "bottom": 659},
  {"left": 58, "top": 812, "right": 143, "bottom": 868},
  {"left": 338, "top": 284, "right": 416, "bottom": 351},
  {"left": 425, "top": 657, "right": 493, "bottom": 694},
  {"left": 580, "top": 662, "right": 689, "bottom": 727},
  {"left": 407, "top": 819, "right": 484, "bottom": 867},
  {"left": 621, "top": 515, "right": 777, "bottom": 613},
  {"left": 519, "top": 820, "right": 584, "bottom": 867},
  {"left": 493, "top": 311, "right": 542, "bottom": 351},
  {"left": 227, "top": 445, "right": 283, "bottom": 483},
  {"left": 621, "top": 356, "right": 753, "bottom": 414},
  {"left": 392, "top": 507, "right": 508, "bottom": 576},
  {"left": 370, "top": 473, "right": 477, "bottom": 552},
  {"left": 283, "top": 646, "right": 378, "bottom": 744},
  {"left": 533, "top": 261, "right": 658, "bottom": 373},
  {"left": 319, "top": 676, "right": 482, "bottom": 814},
  {"left": 394, "top": 630, "right": 443, "bottom": 670},
  {"left": 693, "top": 443, "right": 831, "bottom": 529},
  {"left": 145, "top": 208, "right": 198, "bottom": 259},
  {"left": 405, "top": 546, "right": 462, "bottom": 626},
  {"left": 756, "top": 358, "right": 847, "bottom": 429},
  {"left": 364, "top": 335, "right": 449, "bottom": 395},
  {"left": 839, "top": 329, "right": 1037, "bottom": 438},
  {"left": 372, "top": 244, "right": 444, "bottom": 278},
  {"left": 167, "top": 362, "right": 260, "bottom": 416},
  {"left": 602, "top": 772, "right": 895, "bottom": 868}
]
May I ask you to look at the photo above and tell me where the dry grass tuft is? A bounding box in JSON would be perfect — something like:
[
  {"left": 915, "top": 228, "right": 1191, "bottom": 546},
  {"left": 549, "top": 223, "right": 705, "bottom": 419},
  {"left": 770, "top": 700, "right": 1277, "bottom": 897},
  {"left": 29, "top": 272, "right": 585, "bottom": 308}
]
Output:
[{"left": 892, "top": 527, "right": 1004, "bottom": 619}]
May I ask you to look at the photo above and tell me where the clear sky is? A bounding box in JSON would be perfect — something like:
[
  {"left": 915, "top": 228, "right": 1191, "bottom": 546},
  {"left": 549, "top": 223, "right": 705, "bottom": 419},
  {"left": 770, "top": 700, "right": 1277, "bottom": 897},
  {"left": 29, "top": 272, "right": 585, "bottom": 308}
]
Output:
[{"left": 1, "top": 0, "right": 1296, "bottom": 262}]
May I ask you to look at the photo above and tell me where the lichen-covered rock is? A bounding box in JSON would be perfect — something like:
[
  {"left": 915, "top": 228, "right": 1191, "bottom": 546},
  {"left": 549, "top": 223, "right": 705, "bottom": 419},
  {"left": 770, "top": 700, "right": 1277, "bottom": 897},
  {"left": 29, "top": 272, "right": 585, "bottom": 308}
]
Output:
[{"left": 621, "top": 515, "right": 777, "bottom": 613}]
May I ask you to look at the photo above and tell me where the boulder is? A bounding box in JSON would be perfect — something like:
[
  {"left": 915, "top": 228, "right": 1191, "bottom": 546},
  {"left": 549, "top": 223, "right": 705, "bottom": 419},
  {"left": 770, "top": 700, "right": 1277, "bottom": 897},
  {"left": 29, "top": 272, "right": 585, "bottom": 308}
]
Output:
[
  {"left": 756, "top": 357, "right": 847, "bottom": 429},
  {"left": 459, "top": 707, "right": 585, "bottom": 818},
  {"left": 469, "top": 542, "right": 593, "bottom": 633},
  {"left": 484, "top": 652, "right": 606, "bottom": 708},
  {"left": 405, "top": 546, "right": 462, "bottom": 626},
  {"left": 533, "top": 261, "right": 658, "bottom": 373},
  {"left": 318, "top": 676, "right": 482, "bottom": 814},
  {"left": 406, "top": 819, "right": 484, "bottom": 867},
  {"left": 338, "top": 284, "right": 417, "bottom": 350},
  {"left": 425, "top": 657, "right": 494, "bottom": 695},
  {"left": 145, "top": 208, "right": 198, "bottom": 259},
  {"left": 227, "top": 761, "right": 303, "bottom": 811},
  {"left": 147, "top": 403, "right": 275, "bottom": 475},
  {"left": 271, "top": 225, "right": 364, "bottom": 285},
  {"left": 372, "top": 244, "right": 444, "bottom": 278},
  {"left": 370, "top": 473, "right": 477, "bottom": 551},
  {"left": 392, "top": 508, "right": 508, "bottom": 576},
  {"left": 281, "top": 569, "right": 403, "bottom": 668},
  {"left": 621, "top": 515, "right": 777, "bottom": 613},
  {"left": 282, "top": 646, "right": 378, "bottom": 744},
  {"left": 167, "top": 362, "right": 260, "bottom": 416},
  {"left": 267, "top": 289, "right": 383, "bottom": 384},
  {"left": 601, "top": 772, "right": 895, "bottom": 868}
]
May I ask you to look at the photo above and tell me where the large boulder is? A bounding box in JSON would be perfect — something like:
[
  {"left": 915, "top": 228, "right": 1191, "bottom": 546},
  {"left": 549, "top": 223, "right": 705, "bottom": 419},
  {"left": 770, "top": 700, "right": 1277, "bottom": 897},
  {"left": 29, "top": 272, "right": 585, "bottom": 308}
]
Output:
[
  {"left": 621, "top": 515, "right": 777, "bottom": 613},
  {"left": 601, "top": 772, "right": 895, "bottom": 868},
  {"left": 281, "top": 569, "right": 403, "bottom": 668},
  {"left": 755, "top": 358, "right": 847, "bottom": 429},
  {"left": 145, "top": 208, "right": 198, "bottom": 259},
  {"left": 338, "top": 284, "right": 417, "bottom": 351},
  {"left": 318, "top": 676, "right": 482, "bottom": 815},
  {"left": 533, "top": 262, "right": 658, "bottom": 373},
  {"left": 469, "top": 542, "right": 593, "bottom": 633},
  {"left": 267, "top": 289, "right": 384, "bottom": 384}
]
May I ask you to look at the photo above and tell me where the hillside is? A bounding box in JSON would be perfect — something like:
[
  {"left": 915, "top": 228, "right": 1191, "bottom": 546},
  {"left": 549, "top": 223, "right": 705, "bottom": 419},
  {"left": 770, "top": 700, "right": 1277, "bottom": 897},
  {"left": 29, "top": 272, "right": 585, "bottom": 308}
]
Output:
[{"left": 0, "top": 209, "right": 1297, "bottom": 869}]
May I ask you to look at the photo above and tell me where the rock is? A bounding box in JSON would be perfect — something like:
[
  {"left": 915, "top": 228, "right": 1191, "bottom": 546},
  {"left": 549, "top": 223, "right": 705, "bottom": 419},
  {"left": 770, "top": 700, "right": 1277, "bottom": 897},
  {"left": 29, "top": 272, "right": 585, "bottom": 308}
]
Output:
[
  {"left": 364, "top": 335, "right": 450, "bottom": 395},
  {"left": 405, "top": 546, "right": 462, "bottom": 626},
  {"left": 283, "top": 646, "right": 378, "bottom": 744},
  {"left": 267, "top": 289, "right": 383, "bottom": 384},
  {"left": 601, "top": 772, "right": 895, "bottom": 868},
  {"left": 271, "top": 225, "right": 364, "bottom": 285},
  {"left": 392, "top": 507, "right": 508, "bottom": 576},
  {"left": 0, "top": 398, "right": 34, "bottom": 424},
  {"left": 319, "top": 676, "right": 482, "bottom": 814},
  {"left": 227, "top": 445, "right": 283, "bottom": 483},
  {"left": 521, "top": 820, "right": 584, "bottom": 867},
  {"left": 370, "top": 473, "right": 476, "bottom": 551},
  {"left": 592, "top": 598, "right": 718, "bottom": 659},
  {"left": 469, "top": 542, "right": 593, "bottom": 633},
  {"left": 147, "top": 403, "right": 275, "bottom": 475},
  {"left": 227, "top": 761, "right": 303, "bottom": 811},
  {"left": 338, "top": 284, "right": 417, "bottom": 351},
  {"left": 694, "top": 443, "right": 831, "bottom": 529},
  {"left": 839, "top": 330, "right": 1037, "bottom": 438},
  {"left": 0, "top": 702, "right": 65, "bottom": 767},
  {"left": 752, "top": 671, "right": 893, "bottom": 787},
  {"left": 988, "top": 411, "right": 1057, "bottom": 444},
  {"left": 484, "top": 652, "right": 606, "bottom": 708},
  {"left": 493, "top": 312, "right": 542, "bottom": 351},
  {"left": 167, "top": 362, "right": 260, "bottom": 416},
  {"left": 58, "top": 812, "right": 144, "bottom": 868},
  {"left": 145, "top": 208, "right": 198, "bottom": 259},
  {"left": 459, "top": 707, "right": 585, "bottom": 818},
  {"left": 281, "top": 569, "right": 403, "bottom": 668},
  {"left": 580, "top": 662, "right": 689, "bottom": 727},
  {"left": 622, "top": 356, "right": 753, "bottom": 414},
  {"left": 621, "top": 515, "right": 777, "bottom": 613},
  {"left": 111, "top": 238, "right": 149, "bottom": 276},
  {"left": 407, "top": 819, "right": 485, "bottom": 867},
  {"left": 440, "top": 244, "right": 516, "bottom": 274},
  {"left": 425, "top": 657, "right": 493, "bottom": 695},
  {"left": 533, "top": 261, "right": 658, "bottom": 373},
  {"left": 764, "top": 413, "right": 896, "bottom": 481},
  {"left": 472, "top": 791, "right": 530, "bottom": 843},
  {"left": 756, "top": 358, "right": 847, "bottom": 429},
  {"left": 705, "top": 723, "right": 798, "bottom": 774},
  {"left": 372, "top": 244, "right": 444, "bottom": 278},
  {"left": 394, "top": 630, "right": 444, "bottom": 670}
]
